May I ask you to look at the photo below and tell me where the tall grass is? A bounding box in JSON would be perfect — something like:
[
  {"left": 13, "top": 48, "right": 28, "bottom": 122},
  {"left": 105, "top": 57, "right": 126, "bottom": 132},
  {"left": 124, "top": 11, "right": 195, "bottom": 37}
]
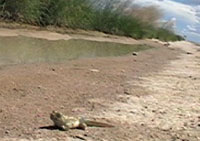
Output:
[
  {"left": 40, "top": 0, "right": 94, "bottom": 29},
  {"left": 0, "top": 0, "right": 184, "bottom": 41}
]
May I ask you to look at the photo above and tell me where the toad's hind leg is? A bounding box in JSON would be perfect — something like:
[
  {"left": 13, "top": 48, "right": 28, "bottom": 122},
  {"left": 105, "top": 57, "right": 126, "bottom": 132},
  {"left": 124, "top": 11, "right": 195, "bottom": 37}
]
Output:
[{"left": 79, "top": 123, "right": 87, "bottom": 130}]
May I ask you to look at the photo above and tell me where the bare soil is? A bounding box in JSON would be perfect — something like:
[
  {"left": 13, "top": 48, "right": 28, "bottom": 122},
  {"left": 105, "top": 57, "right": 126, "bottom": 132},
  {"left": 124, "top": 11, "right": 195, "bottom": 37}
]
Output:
[{"left": 0, "top": 28, "right": 199, "bottom": 141}]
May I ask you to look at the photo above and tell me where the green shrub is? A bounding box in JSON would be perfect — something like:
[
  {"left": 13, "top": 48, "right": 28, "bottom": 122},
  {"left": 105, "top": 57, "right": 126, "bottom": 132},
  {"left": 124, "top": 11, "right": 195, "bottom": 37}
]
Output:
[
  {"left": 0, "top": 0, "right": 184, "bottom": 41},
  {"left": 40, "top": 0, "right": 94, "bottom": 28}
]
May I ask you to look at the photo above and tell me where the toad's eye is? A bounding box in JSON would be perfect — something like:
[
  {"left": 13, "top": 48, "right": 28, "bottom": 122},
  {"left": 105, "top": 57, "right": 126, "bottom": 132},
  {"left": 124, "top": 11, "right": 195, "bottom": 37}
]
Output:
[{"left": 56, "top": 113, "right": 62, "bottom": 118}]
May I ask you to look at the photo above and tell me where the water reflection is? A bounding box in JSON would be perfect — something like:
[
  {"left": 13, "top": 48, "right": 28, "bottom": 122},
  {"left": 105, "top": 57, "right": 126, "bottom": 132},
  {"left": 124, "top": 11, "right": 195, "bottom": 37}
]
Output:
[{"left": 0, "top": 36, "right": 151, "bottom": 65}]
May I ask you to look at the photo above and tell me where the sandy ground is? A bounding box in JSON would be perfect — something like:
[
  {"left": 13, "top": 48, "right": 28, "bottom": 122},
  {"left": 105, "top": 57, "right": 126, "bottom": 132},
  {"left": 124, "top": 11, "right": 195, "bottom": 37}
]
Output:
[{"left": 0, "top": 28, "right": 199, "bottom": 141}]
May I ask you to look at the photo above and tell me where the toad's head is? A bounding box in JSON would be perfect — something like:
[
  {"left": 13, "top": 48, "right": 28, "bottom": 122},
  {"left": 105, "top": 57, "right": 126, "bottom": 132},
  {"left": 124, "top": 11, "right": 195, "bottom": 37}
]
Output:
[{"left": 50, "top": 111, "right": 63, "bottom": 122}]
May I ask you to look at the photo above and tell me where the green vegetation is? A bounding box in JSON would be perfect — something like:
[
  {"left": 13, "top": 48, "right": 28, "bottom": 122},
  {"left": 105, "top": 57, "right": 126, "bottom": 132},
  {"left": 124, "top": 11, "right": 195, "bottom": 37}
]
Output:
[{"left": 0, "top": 0, "right": 184, "bottom": 41}]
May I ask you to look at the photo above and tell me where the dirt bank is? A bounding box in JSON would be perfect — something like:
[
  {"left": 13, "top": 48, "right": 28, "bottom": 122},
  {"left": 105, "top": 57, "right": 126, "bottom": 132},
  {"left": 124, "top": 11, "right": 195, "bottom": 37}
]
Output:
[
  {"left": 0, "top": 28, "right": 199, "bottom": 141},
  {"left": 0, "top": 27, "right": 140, "bottom": 45}
]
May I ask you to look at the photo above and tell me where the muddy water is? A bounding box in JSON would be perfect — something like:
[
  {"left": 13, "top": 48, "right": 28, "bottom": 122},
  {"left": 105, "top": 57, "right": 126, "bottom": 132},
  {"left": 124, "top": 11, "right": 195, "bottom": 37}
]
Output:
[{"left": 0, "top": 36, "right": 150, "bottom": 65}]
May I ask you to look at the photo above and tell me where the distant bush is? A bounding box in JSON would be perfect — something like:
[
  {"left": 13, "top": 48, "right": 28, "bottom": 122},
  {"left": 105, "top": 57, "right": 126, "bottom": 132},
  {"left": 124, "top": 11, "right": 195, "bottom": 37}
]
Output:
[
  {"left": 91, "top": 8, "right": 144, "bottom": 39},
  {"left": 155, "top": 28, "right": 184, "bottom": 41},
  {"left": 0, "top": 0, "right": 42, "bottom": 24},
  {"left": 0, "top": 0, "right": 184, "bottom": 41}
]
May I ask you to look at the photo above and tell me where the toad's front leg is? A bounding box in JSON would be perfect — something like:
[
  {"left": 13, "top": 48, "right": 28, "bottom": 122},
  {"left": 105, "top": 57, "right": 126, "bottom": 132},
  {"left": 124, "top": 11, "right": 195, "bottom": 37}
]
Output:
[{"left": 61, "top": 125, "right": 69, "bottom": 131}]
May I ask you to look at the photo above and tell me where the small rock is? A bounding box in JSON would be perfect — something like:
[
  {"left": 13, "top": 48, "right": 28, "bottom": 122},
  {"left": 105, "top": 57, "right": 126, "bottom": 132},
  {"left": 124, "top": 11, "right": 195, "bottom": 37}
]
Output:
[
  {"left": 164, "top": 42, "right": 170, "bottom": 47},
  {"left": 124, "top": 88, "right": 132, "bottom": 95},
  {"left": 124, "top": 91, "right": 131, "bottom": 95},
  {"left": 160, "top": 124, "right": 172, "bottom": 131},
  {"left": 130, "top": 111, "right": 136, "bottom": 114},
  {"left": 5, "top": 130, "right": 9, "bottom": 134},
  {"left": 60, "top": 106, "right": 65, "bottom": 109},
  {"left": 140, "top": 123, "right": 145, "bottom": 126},
  {"left": 169, "top": 48, "right": 175, "bottom": 50},
  {"left": 152, "top": 110, "right": 156, "bottom": 113},
  {"left": 183, "top": 122, "right": 188, "bottom": 127},
  {"left": 186, "top": 52, "right": 193, "bottom": 55},
  {"left": 83, "top": 133, "right": 88, "bottom": 137},
  {"left": 51, "top": 68, "right": 56, "bottom": 71},
  {"left": 116, "top": 109, "right": 121, "bottom": 112},
  {"left": 44, "top": 96, "right": 48, "bottom": 100},
  {"left": 73, "top": 135, "right": 86, "bottom": 140},
  {"left": 193, "top": 77, "right": 197, "bottom": 80},
  {"left": 13, "top": 88, "right": 18, "bottom": 91},
  {"left": 72, "top": 108, "right": 85, "bottom": 112},
  {"left": 181, "top": 126, "right": 187, "bottom": 130},
  {"left": 89, "top": 69, "right": 100, "bottom": 73},
  {"left": 187, "top": 133, "right": 192, "bottom": 137},
  {"left": 132, "top": 52, "right": 138, "bottom": 56}
]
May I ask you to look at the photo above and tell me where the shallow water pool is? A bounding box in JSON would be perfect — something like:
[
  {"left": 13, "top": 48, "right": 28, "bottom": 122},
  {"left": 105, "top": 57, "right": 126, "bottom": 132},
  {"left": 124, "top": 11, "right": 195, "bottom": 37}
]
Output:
[{"left": 0, "top": 36, "right": 151, "bottom": 65}]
